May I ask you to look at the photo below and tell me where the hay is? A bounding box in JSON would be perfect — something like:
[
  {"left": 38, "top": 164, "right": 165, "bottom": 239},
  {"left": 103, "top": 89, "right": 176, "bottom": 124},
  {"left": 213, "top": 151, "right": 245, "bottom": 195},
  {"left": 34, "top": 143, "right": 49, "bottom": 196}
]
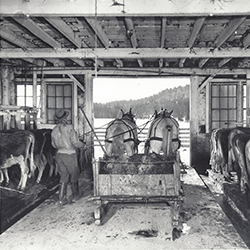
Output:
[{"left": 99, "top": 153, "right": 174, "bottom": 175}]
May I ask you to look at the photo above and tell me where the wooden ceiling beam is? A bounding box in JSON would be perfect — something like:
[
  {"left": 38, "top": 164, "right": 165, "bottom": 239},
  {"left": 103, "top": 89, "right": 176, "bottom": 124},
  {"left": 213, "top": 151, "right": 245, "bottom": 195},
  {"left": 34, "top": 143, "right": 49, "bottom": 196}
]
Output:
[
  {"left": 13, "top": 16, "right": 62, "bottom": 49},
  {"left": 124, "top": 17, "right": 143, "bottom": 68},
  {"left": 32, "top": 67, "right": 247, "bottom": 76},
  {"left": 85, "top": 17, "right": 109, "bottom": 48},
  {"left": 218, "top": 58, "right": 232, "bottom": 68},
  {"left": 179, "top": 17, "right": 205, "bottom": 67},
  {"left": 67, "top": 74, "right": 85, "bottom": 92},
  {"left": 243, "top": 33, "right": 250, "bottom": 48},
  {"left": 1, "top": 47, "right": 250, "bottom": 59},
  {"left": 45, "top": 58, "right": 65, "bottom": 67},
  {"left": 45, "top": 17, "right": 82, "bottom": 48}
]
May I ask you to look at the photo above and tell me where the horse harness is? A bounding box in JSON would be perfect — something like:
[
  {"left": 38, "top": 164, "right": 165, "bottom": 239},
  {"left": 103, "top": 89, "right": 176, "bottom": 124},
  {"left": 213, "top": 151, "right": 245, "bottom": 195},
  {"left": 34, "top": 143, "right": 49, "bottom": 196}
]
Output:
[
  {"left": 105, "top": 118, "right": 139, "bottom": 148},
  {"left": 145, "top": 116, "right": 180, "bottom": 147}
]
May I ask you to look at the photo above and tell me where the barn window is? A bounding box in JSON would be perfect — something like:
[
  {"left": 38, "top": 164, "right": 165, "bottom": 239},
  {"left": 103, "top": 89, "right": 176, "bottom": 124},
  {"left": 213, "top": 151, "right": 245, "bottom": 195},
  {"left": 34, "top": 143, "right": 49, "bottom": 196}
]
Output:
[
  {"left": 16, "top": 84, "right": 41, "bottom": 116},
  {"left": 210, "top": 81, "right": 246, "bottom": 130},
  {"left": 46, "top": 83, "right": 72, "bottom": 124}
]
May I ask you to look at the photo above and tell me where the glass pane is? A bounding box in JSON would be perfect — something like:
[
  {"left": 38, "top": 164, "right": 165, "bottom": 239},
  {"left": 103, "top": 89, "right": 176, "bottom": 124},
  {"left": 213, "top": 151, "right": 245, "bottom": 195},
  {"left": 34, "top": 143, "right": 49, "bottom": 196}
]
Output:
[
  {"left": 243, "top": 84, "right": 246, "bottom": 96},
  {"left": 228, "top": 110, "right": 236, "bottom": 120},
  {"left": 47, "top": 85, "right": 55, "bottom": 96},
  {"left": 220, "top": 85, "right": 227, "bottom": 96},
  {"left": 212, "top": 110, "right": 219, "bottom": 120},
  {"left": 26, "top": 85, "right": 33, "bottom": 96},
  {"left": 220, "top": 110, "right": 228, "bottom": 120},
  {"left": 228, "top": 85, "right": 236, "bottom": 96},
  {"left": 17, "top": 85, "right": 25, "bottom": 96},
  {"left": 56, "top": 97, "right": 64, "bottom": 107},
  {"left": 17, "top": 97, "right": 25, "bottom": 106},
  {"left": 243, "top": 97, "right": 246, "bottom": 108},
  {"left": 212, "top": 98, "right": 219, "bottom": 108},
  {"left": 212, "top": 85, "right": 220, "bottom": 96},
  {"left": 228, "top": 98, "right": 236, "bottom": 108},
  {"left": 56, "top": 85, "right": 64, "bottom": 96},
  {"left": 212, "top": 121, "right": 220, "bottom": 129},
  {"left": 64, "top": 97, "right": 72, "bottom": 108},
  {"left": 48, "top": 97, "right": 55, "bottom": 108},
  {"left": 26, "top": 97, "right": 33, "bottom": 107},
  {"left": 220, "top": 98, "right": 228, "bottom": 108},
  {"left": 64, "top": 85, "right": 72, "bottom": 96}
]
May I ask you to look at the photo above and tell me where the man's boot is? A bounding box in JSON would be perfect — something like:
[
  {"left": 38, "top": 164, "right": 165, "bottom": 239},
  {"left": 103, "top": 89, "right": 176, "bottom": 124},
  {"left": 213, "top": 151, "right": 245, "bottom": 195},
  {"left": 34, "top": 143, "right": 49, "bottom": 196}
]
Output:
[
  {"left": 58, "top": 182, "right": 68, "bottom": 205},
  {"left": 70, "top": 181, "right": 79, "bottom": 202}
]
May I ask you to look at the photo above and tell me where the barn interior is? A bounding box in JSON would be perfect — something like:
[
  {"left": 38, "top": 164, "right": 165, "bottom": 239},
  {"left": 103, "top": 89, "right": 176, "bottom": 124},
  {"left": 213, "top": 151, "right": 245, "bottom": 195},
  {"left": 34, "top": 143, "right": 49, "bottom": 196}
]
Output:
[{"left": 0, "top": 0, "right": 250, "bottom": 242}]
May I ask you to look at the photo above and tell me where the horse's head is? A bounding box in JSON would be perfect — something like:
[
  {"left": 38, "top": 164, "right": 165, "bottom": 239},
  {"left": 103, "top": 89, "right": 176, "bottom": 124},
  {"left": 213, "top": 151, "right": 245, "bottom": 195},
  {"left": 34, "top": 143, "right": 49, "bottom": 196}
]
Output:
[
  {"left": 121, "top": 108, "right": 135, "bottom": 123},
  {"left": 161, "top": 109, "right": 173, "bottom": 118}
]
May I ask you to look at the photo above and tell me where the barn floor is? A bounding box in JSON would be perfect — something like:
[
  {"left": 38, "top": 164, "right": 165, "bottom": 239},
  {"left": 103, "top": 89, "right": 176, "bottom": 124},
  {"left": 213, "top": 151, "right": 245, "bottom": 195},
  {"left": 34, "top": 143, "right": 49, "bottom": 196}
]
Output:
[{"left": 0, "top": 149, "right": 249, "bottom": 250}]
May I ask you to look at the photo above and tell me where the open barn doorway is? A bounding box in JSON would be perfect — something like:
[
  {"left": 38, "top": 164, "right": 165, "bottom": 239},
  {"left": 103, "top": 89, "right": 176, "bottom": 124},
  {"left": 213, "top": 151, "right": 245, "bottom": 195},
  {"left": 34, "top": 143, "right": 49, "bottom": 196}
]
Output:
[{"left": 93, "top": 77, "right": 190, "bottom": 165}]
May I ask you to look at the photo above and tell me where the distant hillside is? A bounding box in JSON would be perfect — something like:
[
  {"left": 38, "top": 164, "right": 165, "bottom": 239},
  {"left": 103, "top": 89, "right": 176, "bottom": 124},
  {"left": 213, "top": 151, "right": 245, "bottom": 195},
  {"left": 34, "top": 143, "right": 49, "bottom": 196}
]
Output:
[{"left": 94, "top": 85, "right": 189, "bottom": 121}]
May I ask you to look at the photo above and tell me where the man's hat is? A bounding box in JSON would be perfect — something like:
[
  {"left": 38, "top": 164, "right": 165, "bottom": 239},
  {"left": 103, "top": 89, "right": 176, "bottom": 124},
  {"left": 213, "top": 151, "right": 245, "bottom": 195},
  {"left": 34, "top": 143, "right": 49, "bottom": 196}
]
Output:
[{"left": 55, "top": 108, "right": 69, "bottom": 121}]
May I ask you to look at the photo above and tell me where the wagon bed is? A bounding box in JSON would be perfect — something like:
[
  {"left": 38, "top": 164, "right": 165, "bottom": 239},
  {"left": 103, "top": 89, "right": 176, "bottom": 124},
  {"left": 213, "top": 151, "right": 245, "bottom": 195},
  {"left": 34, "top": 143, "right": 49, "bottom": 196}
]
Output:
[{"left": 93, "top": 153, "right": 183, "bottom": 228}]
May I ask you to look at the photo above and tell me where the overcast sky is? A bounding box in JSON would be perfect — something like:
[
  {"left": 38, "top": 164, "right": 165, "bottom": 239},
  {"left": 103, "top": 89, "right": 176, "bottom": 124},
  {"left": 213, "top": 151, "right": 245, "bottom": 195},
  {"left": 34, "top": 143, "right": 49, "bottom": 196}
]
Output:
[{"left": 93, "top": 77, "right": 190, "bottom": 103}]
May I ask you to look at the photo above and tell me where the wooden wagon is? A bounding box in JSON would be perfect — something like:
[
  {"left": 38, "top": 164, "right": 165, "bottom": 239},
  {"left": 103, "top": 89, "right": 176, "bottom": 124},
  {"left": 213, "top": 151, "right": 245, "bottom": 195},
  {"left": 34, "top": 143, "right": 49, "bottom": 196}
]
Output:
[{"left": 92, "top": 153, "right": 183, "bottom": 231}]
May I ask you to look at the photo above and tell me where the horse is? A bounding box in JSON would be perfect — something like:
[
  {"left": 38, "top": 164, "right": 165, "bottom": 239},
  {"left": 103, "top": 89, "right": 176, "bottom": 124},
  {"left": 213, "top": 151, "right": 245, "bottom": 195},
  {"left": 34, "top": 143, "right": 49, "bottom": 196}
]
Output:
[
  {"left": 104, "top": 108, "right": 139, "bottom": 157},
  {"left": 144, "top": 109, "right": 180, "bottom": 159}
]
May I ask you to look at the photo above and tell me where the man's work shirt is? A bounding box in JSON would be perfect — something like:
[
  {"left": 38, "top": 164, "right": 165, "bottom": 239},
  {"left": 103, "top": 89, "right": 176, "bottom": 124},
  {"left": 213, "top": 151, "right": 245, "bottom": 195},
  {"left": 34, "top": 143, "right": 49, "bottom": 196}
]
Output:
[{"left": 51, "top": 123, "right": 84, "bottom": 154}]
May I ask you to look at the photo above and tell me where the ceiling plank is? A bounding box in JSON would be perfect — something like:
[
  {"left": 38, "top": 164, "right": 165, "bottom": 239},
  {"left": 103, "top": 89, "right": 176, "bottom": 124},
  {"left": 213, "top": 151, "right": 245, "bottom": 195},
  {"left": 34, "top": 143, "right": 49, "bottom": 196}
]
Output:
[
  {"left": 85, "top": 17, "right": 123, "bottom": 68},
  {"left": 214, "top": 16, "right": 246, "bottom": 48},
  {"left": 1, "top": 47, "right": 250, "bottom": 59},
  {"left": 45, "top": 17, "right": 82, "bottom": 48},
  {"left": 45, "top": 58, "right": 65, "bottom": 67},
  {"left": 160, "top": 17, "right": 166, "bottom": 48},
  {"left": 198, "top": 16, "right": 246, "bottom": 68},
  {"left": 124, "top": 17, "right": 143, "bottom": 67},
  {"left": 85, "top": 17, "right": 109, "bottom": 48},
  {"left": 13, "top": 16, "right": 62, "bottom": 48},
  {"left": 179, "top": 17, "right": 205, "bottom": 67},
  {"left": 0, "top": 26, "right": 35, "bottom": 49}
]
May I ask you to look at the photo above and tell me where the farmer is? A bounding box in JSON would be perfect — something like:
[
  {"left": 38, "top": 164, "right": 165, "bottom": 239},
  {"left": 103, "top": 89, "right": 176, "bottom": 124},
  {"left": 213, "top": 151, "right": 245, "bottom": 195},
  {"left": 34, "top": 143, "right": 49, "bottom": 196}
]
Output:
[{"left": 51, "top": 108, "right": 85, "bottom": 205}]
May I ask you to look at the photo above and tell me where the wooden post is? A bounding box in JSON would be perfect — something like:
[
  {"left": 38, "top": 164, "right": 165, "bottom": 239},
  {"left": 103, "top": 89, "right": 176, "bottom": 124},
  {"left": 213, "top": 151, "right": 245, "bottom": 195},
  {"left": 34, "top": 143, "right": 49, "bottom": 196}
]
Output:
[
  {"left": 2, "top": 66, "right": 10, "bottom": 106},
  {"left": 33, "top": 70, "right": 37, "bottom": 108},
  {"left": 73, "top": 81, "right": 78, "bottom": 131},
  {"left": 85, "top": 73, "right": 94, "bottom": 177},
  {"left": 190, "top": 75, "right": 200, "bottom": 167},
  {"left": 247, "top": 70, "right": 250, "bottom": 127},
  {"left": 237, "top": 81, "right": 243, "bottom": 126},
  {"left": 205, "top": 82, "right": 211, "bottom": 133}
]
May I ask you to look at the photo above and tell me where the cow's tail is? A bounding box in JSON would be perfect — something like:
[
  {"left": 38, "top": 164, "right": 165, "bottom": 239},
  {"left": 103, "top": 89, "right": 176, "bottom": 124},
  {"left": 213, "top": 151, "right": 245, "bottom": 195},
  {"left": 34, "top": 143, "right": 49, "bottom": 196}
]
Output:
[
  {"left": 29, "top": 134, "right": 36, "bottom": 178},
  {"left": 112, "top": 128, "right": 124, "bottom": 157}
]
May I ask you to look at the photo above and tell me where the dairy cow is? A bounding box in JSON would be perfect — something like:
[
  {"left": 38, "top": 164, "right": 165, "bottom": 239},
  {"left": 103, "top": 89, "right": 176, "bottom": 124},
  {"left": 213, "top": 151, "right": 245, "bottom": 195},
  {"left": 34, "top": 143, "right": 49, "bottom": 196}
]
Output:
[
  {"left": 32, "top": 129, "right": 57, "bottom": 183},
  {"left": 0, "top": 131, "right": 35, "bottom": 190}
]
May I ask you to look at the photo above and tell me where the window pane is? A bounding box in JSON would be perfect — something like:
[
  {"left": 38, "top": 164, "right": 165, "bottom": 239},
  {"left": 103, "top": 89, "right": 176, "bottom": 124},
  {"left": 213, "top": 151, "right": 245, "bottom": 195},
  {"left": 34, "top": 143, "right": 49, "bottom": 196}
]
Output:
[
  {"left": 26, "top": 97, "right": 33, "bottom": 107},
  {"left": 220, "top": 86, "right": 227, "bottom": 96},
  {"left": 17, "top": 97, "right": 25, "bottom": 106},
  {"left": 220, "top": 98, "right": 228, "bottom": 108},
  {"left": 212, "top": 98, "right": 219, "bottom": 108},
  {"left": 17, "top": 85, "right": 25, "bottom": 95},
  {"left": 37, "top": 85, "right": 41, "bottom": 97},
  {"left": 212, "top": 86, "right": 219, "bottom": 96},
  {"left": 26, "top": 85, "right": 33, "bottom": 96}
]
